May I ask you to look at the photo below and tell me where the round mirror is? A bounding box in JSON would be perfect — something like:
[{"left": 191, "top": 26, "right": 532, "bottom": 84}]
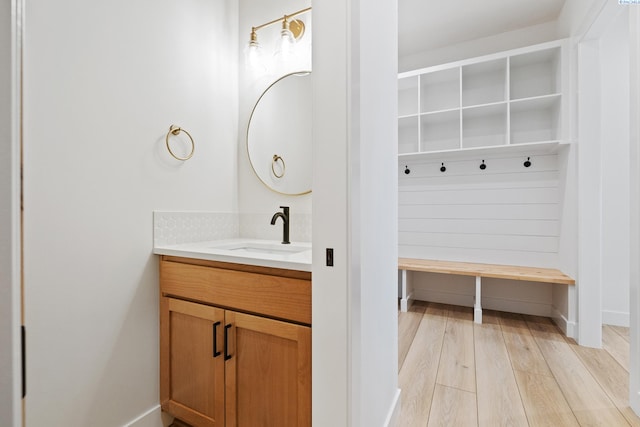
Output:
[{"left": 247, "top": 71, "right": 312, "bottom": 195}]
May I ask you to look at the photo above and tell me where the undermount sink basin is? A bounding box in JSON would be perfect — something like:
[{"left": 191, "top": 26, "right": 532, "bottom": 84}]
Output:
[{"left": 208, "top": 241, "right": 309, "bottom": 255}]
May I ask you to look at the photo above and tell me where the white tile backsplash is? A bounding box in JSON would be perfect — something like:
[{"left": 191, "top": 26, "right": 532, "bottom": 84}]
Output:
[
  {"left": 153, "top": 212, "right": 239, "bottom": 246},
  {"left": 154, "top": 211, "right": 312, "bottom": 246}
]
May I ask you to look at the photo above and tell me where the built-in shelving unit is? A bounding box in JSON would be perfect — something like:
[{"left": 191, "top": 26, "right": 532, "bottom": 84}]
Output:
[{"left": 398, "top": 40, "right": 566, "bottom": 159}]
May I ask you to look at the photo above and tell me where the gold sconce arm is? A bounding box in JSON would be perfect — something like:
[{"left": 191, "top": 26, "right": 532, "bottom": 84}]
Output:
[
  {"left": 251, "top": 7, "right": 311, "bottom": 41},
  {"left": 250, "top": 6, "right": 312, "bottom": 40}
]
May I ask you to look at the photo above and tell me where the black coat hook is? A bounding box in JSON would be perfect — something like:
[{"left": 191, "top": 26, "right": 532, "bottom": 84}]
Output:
[
  {"left": 479, "top": 160, "right": 486, "bottom": 170},
  {"left": 440, "top": 162, "right": 446, "bottom": 173},
  {"left": 404, "top": 165, "right": 411, "bottom": 175},
  {"left": 524, "top": 157, "right": 532, "bottom": 168}
]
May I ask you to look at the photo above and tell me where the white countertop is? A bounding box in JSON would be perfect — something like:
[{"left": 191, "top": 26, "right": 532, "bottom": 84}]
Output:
[{"left": 154, "top": 238, "right": 312, "bottom": 272}]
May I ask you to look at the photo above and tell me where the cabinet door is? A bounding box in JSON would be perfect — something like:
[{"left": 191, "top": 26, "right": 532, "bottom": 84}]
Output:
[
  {"left": 161, "top": 297, "right": 226, "bottom": 427},
  {"left": 224, "top": 311, "right": 311, "bottom": 427}
]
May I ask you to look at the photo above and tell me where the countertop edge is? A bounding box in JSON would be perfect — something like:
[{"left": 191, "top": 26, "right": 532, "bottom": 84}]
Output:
[{"left": 153, "top": 245, "right": 312, "bottom": 273}]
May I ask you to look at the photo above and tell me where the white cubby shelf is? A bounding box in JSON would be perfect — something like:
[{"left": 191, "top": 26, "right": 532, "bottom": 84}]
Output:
[
  {"left": 398, "top": 140, "right": 561, "bottom": 163},
  {"left": 398, "top": 40, "right": 568, "bottom": 158}
]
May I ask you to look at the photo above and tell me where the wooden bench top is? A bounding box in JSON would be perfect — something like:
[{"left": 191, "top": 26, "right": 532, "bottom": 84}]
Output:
[{"left": 398, "top": 258, "right": 575, "bottom": 285}]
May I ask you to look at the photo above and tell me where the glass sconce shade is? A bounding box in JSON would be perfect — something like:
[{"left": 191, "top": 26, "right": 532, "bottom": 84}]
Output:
[
  {"left": 274, "top": 27, "right": 297, "bottom": 66},
  {"left": 244, "top": 38, "right": 265, "bottom": 71}
]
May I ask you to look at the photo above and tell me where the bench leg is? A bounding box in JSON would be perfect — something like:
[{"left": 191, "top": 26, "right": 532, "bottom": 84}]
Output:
[
  {"left": 474, "top": 275, "right": 482, "bottom": 324},
  {"left": 399, "top": 269, "right": 412, "bottom": 312}
]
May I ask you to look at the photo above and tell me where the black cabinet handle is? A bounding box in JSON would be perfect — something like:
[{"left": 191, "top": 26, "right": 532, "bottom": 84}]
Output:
[
  {"left": 224, "top": 324, "right": 232, "bottom": 361},
  {"left": 212, "top": 322, "right": 221, "bottom": 358}
]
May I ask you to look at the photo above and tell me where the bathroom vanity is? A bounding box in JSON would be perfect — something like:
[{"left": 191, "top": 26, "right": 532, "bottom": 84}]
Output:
[{"left": 157, "top": 240, "right": 311, "bottom": 427}]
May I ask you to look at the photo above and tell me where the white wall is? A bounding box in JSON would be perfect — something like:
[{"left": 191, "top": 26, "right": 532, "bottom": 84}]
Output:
[
  {"left": 577, "top": 38, "right": 604, "bottom": 347},
  {"left": 355, "top": 1, "right": 399, "bottom": 425},
  {"left": 237, "top": 0, "right": 312, "bottom": 230},
  {"left": 600, "top": 11, "right": 631, "bottom": 327},
  {"left": 399, "top": 153, "right": 562, "bottom": 267},
  {"left": 313, "top": 0, "right": 399, "bottom": 425},
  {"left": 557, "top": 0, "right": 607, "bottom": 37},
  {"left": 399, "top": 21, "right": 558, "bottom": 72},
  {"left": 556, "top": 141, "right": 579, "bottom": 335},
  {"left": 23, "top": 1, "right": 238, "bottom": 425},
  {"left": 312, "top": 0, "right": 349, "bottom": 423},
  {"left": 0, "top": 1, "right": 21, "bottom": 426}
]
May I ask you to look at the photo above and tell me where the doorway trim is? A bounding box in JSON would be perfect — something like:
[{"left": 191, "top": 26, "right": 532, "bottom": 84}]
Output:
[
  {"left": 577, "top": 0, "right": 638, "bottom": 414},
  {"left": 629, "top": 4, "right": 640, "bottom": 416},
  {"left": 1, "top": 1, "right": 24, "bottom": 426}
]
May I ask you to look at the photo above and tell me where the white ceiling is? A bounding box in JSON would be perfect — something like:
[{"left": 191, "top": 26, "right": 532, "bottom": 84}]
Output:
[{"left": 398, "top": 0, "right": 567, "bottom": 58}]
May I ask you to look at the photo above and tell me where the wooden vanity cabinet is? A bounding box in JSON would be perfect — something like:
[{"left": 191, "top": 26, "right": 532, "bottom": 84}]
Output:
[
  {"left": 161, "top": 298, "right": 225, "bottom": 426},
  {"left": 159, "top": 256, "right": 311, "bottom": 427}
]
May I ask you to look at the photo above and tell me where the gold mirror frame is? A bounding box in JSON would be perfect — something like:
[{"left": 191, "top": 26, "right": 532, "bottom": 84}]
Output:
[{"left": 246, "top": 71, "right": 312, "bottom": 196}]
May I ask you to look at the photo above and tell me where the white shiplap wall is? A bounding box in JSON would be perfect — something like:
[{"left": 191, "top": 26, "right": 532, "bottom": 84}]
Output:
[
  {"left": 399, "top": 150, "right": 561, "bottom": 315},
  {"left": 399, "top": 152, "right": 560, "bottom": 266}
]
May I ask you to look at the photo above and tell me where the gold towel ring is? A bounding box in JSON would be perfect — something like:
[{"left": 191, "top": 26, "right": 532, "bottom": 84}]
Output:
[
  {"left": 165, "top": 125, "right": 194, "bottom": 161},
  {"left": 272, "top": 154, "right": 285, "bottom": 178}
]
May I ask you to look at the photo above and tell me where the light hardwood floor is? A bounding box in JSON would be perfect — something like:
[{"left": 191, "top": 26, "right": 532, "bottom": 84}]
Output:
[{"left": 397, "top": 301, "right": 640, "bottom": 427}]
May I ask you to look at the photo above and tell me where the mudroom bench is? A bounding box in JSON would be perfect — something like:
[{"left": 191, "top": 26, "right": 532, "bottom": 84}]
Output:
[{"left": 398, "top": 258, "right": 575, "bottom": 324}]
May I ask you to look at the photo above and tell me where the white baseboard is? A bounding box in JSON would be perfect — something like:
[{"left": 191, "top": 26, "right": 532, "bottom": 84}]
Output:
[
  {"left": 551, "top": 306, "right": 577, "bottom": 340},
  {"left": 632, "top": 390, "right": 640, "bottom": 418},
  {"left": 384, "top": 388, "right": 401, "bottom": 427},
  {"left": 602, "top": 310, "right": 630, "bottom": 327},
  {"left": 124, "top": 405, "right": 173, "bottom": 427},
  {"left": 400, "top": 292, "right": 415, "bottom": 312}
]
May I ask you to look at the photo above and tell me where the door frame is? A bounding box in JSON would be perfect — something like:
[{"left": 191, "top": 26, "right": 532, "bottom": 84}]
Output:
[
  {"left": 629, "top": 4, "right": 640, "bottom": 416},
  {"left": 576, "top": 0, "right": 633, "bottom": 344},
  {"left": 577, "top": 0, "right": 639, "bottom": 414},
  {"left": 1, "top": 1, "right": 23, "bottom": 426}
]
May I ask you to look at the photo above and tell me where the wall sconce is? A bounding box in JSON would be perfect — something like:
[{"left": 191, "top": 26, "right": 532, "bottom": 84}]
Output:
[{"left": 245, "top": 7, "right": 312, "bottom": 71}]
